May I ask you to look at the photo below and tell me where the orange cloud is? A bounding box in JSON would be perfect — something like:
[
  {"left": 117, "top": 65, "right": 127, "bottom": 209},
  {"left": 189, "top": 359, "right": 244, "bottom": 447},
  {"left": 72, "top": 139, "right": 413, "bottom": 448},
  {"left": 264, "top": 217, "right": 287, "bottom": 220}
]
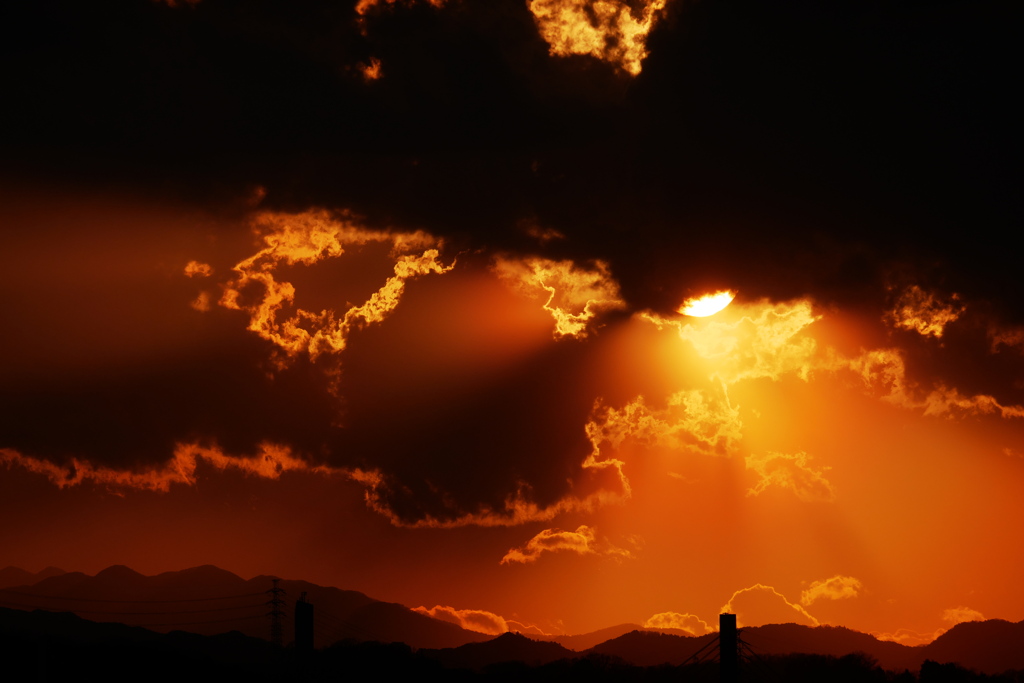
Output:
[
  {"left": 989, "top": 326, "right": 1024, "bottom": 353},
  {"left": 183, "top": 260, "right": 212, "bottom": 277},
  {"left": 886, "top": 285, "right": 964, "bottom": 338},
  {"left": 527, "top": 0, "right": 669, "bottom": 75},
  {"left": 800, "top": 575, "right": 862, "bottom": 606},
  {"left": 500, "top": 524, "right": 633, "bottom": 564},
  {"left": 720, "top": 584, "right": 820, "bottom": 628},
  {"left": 360, "top": 57, "right": 383, "bottom": 81},
  {"left": 413, "top": 605, "right": 510, "bottom": 635},
  {"left": 942, "top": 606, "right": 985, "bottom": 625},
  {"left": 356, "top": 461, "right": 630, "bottom": 529},
  {"left": 745, "top": 451, "right": 835, "bottom": 503},
  {"left": 643, "top": 298, "right": 822, "bottom": 384},
  {"left": 492, "top": 256, "right": 625, "bottom": 338},
  {"left": 842, "top": 348, "right": 1024, "bottom": 420},
  {"left": 0, "top": 443, "right": 359, "bottom": 493},
  {"left": 874, "top": 627, "right": 945, "bottom": 647},
  {"left": 217, "top": 209, "right": 451, "bottom": 362},
  {"left": 587, "top": 388, "right": 743, "bottom": 457},
  {"left": 644, "top": 612, "right": 713, "bottom": 636}
]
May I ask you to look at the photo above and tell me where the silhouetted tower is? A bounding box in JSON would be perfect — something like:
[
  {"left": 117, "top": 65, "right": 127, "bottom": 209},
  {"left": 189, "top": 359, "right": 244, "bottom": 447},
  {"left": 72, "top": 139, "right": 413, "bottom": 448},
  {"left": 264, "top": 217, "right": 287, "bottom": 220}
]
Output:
[
  {"left": 266, "top": 577, "right": 286, "bottom": 647},
  {"left": 294, "top": 591, "right": 314, "bottom": 653},
  {"left": 719, "top": 613, "right": 739, "bottom": 683}
]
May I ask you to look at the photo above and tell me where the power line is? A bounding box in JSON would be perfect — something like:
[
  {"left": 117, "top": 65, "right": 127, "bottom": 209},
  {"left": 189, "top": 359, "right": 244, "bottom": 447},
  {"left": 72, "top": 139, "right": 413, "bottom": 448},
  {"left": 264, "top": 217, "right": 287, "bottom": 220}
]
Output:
[{"left": 266, "top": 577, "right": 286, "bottom": 647}]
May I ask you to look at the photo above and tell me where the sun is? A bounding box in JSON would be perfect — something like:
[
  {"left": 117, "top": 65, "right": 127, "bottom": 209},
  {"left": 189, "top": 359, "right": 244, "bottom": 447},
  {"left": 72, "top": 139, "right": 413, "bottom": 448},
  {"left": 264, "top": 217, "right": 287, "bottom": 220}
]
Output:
[{"left": 679, "top": 290, "right": 735, "bottom": 317}]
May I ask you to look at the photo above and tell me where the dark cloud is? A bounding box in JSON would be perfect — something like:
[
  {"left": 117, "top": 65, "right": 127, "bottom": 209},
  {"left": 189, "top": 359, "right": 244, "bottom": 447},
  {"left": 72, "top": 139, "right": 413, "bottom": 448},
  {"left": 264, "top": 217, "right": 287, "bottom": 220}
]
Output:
[{"left": 2, "top": 0, "right": 1020, "bottom": 522}]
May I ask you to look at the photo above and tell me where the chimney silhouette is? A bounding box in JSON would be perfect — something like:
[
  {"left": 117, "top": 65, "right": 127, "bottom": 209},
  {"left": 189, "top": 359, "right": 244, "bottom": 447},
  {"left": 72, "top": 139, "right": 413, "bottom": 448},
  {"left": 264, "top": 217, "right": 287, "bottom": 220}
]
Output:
[
  {"left": 719, "top": 613, "right": 738, "bottom": 683},
  {"left": 294, "top": 592, "right": 314, "bottom": 654}
]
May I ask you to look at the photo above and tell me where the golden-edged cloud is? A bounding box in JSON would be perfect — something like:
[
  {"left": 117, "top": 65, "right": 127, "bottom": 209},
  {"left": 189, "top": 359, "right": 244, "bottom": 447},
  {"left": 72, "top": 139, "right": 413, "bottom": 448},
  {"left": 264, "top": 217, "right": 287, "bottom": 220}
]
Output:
[
  {"left": 217, "top": 210, "right": 451, "bottom": 362},
  {"left": 942, "top": 606, "right": 985, "bottom": 625},
  {"left": 745, "top": 451, "right": 835, "bottom": 503},
  {"left": 413, "top": 605, "right": 510, "bottom": 635},
  {"left": 800, "top": 575, "right": 863, "bottom": 606},
  {"left": 643, "top": 612, "right": 712, "bottom": 636},
  {"left": 500, "top": 524, "right": 633, "bottom": 564},
  {"left": 886, "top": 285, "right": 964, "bottom": 338},
  {"left": 492, "top": 256, "right": 625, "bottom": 338},
  {"left": 587, "top": 388, "right": 742, "bottom": 457},
  {"left": 720, "top": 584, "right": 820, "bottom": 628},
  {"left": 0, "top": 443, "right": 358, "bottom": 493},
  {"left": 527, "top": 0, "right": 669, "bottom": 75},
  {"left": 643, "top": 298, "right": 821, "bottom": 384}
]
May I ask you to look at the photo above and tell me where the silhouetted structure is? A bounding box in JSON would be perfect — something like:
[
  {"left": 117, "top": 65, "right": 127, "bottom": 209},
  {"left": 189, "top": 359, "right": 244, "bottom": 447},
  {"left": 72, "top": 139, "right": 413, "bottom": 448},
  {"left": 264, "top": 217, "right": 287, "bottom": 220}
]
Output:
[
  {"left": 720, "top": 613, "right": 739, "bottom": 683},
  {"left": 266, "top": 577, "right": 286, "bottom": 647},
  {"left": 294, "top": 592, "right": 313, "bottom": 653}
]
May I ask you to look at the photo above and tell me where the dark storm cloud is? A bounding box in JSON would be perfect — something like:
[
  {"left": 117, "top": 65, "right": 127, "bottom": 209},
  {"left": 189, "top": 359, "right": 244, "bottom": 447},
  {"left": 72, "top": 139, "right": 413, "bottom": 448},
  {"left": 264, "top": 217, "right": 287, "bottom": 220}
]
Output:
[
  {"left": 2, "top": 0, "right": 1021, "bottom": 520},
  {"left": 3, "top": 0, "right": 1018, "bottom": 319}
]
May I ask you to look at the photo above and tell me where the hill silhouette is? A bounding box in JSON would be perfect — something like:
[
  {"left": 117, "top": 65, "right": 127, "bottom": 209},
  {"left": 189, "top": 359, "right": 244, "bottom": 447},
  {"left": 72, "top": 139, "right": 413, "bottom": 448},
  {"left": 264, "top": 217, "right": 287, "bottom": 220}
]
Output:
[
  {"left": 0, "top": 565, "right": 65, "bottom": 589},
  {"left": 0, "top": 564, "right": 487, "bottom": 649},
  {"left": 4, "top": 564, "right": 1024, "bottom": 676},
  {"left": 420, "top": 631, "right": 576, "bottom": 670}
]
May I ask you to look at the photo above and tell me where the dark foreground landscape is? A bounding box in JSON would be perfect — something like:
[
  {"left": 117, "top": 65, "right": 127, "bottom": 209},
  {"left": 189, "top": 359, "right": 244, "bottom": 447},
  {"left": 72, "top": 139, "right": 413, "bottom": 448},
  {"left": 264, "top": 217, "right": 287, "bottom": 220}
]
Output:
[{"left": 3, "top": 566, "right": 1024, "bottom": 682}]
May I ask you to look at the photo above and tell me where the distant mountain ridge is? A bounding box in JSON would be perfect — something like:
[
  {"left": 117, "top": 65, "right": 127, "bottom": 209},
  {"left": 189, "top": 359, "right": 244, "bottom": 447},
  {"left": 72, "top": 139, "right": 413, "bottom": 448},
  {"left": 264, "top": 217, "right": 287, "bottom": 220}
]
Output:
[
  {"left": 0, "top": 564, "right": 487, "bottom": 649},
  {"left": 0, "top": 565, "right": 66, "bottom": 588},
  {"left": 3, "top": 565, "right": 1023, "bottom": 674}
]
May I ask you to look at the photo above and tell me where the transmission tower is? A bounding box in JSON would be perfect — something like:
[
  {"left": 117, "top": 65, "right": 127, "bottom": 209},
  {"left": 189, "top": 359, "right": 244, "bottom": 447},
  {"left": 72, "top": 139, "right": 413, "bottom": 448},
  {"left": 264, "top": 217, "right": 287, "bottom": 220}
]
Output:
[{"left": 266, "top": 577, "right": 286, "bottom": 647}]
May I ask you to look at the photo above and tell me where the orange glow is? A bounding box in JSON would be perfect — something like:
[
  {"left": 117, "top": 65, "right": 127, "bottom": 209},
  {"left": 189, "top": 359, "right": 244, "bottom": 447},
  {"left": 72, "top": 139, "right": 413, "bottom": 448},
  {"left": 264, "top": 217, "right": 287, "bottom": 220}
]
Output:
[
  {"left": 528, "top": 0, "right": 669, "bottom": 75},
  {"left": 493, "top": 256, "right": 625, "bottom": 338},
  {"left": 679, "top": 290, "right": 735, "bottom": 317},
  {"left": 183, "top": 260, "right": 212, "bottom": 277},
  {"left": 360, "top": 58, "right": 383, "bottom": 81}
]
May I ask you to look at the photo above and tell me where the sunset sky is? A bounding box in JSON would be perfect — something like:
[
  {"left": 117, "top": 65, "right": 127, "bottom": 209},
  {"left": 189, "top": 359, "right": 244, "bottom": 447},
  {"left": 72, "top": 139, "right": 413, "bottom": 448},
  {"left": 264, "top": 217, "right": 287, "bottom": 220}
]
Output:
[{"left": 1, "top": 0, "right": 1021, "bottom": 646}]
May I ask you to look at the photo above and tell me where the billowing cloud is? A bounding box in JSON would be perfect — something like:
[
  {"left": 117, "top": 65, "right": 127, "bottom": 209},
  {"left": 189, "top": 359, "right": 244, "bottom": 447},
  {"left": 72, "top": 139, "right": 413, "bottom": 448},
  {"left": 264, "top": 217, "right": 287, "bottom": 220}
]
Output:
[
  {"left": 843, "top": 348, "right": 1024, "bottom": 420},
  {"left": 800, "top": 575, "right": 863, "bottom": 606},
  {"left": 0, "top": 443, "right": 360, "bottom": 493},
  {"left": 886, "top": 285, "right": 964, "bottom": 338},
  {"left": 218, "top": 209, "right": 452, "bottom": 364},
  {"left": 745, "top": 451, "right": 835, "bottom": 503},
  {"left": 183, "top": 260, "right": 212, "bottom": 278},
  {"left": 874, "top": 628, "right": 946, "bottom": 647},
  {"left": 413, "top": 605, "right": 510, "bottom": 635},
  {"left": 644, "top": 612, "right": 712, "bottom": 636},
  {"left": 942, "top": 606, "right": 985, "bottom": 625},
  {"left": 587, "top": 387, "right": 743, "bottom": 457},
  {"left": 720, "top": 584, "right": 820, "bottom": 628},
  {"left": 643, "top": 299, "right": 822, "bottom": 385},
  {"left": 528, "top": 0, "right": 669, "bottom": 75},
  {"left": 492, "top": 256, "right": 625, "bottom": 339},
  {"left": 500, "top": 524, "right": 632, "bottom": 564}
]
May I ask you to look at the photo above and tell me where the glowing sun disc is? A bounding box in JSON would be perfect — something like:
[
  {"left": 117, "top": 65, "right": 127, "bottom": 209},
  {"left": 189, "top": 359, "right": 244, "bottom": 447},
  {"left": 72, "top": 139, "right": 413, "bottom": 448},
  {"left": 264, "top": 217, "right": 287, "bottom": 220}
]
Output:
[{"left": 679, "top": 290, "right": 735, "bottom": 317}]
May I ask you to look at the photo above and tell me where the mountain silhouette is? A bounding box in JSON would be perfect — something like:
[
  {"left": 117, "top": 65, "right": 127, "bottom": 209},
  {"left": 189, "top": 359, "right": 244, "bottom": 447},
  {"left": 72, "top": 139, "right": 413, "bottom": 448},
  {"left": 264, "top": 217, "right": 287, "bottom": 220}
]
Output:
[
  {"left": 0, "top": 565, "right": 65, "bottom": 589},
  {"left": 585, "top": 629, "right": 716, "bottom": 666},
  {"left": 5, "top": 564, "right": 1024, "bottom": 675},
  {"left": 921, "top": 619, "right": 1024, "bottom": 675},
  {"left": 0, "top": 564, "right": 487, "bottom": 649},
  {"left": 420, "top": 631, "right": 576, "bottom": 670}
]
